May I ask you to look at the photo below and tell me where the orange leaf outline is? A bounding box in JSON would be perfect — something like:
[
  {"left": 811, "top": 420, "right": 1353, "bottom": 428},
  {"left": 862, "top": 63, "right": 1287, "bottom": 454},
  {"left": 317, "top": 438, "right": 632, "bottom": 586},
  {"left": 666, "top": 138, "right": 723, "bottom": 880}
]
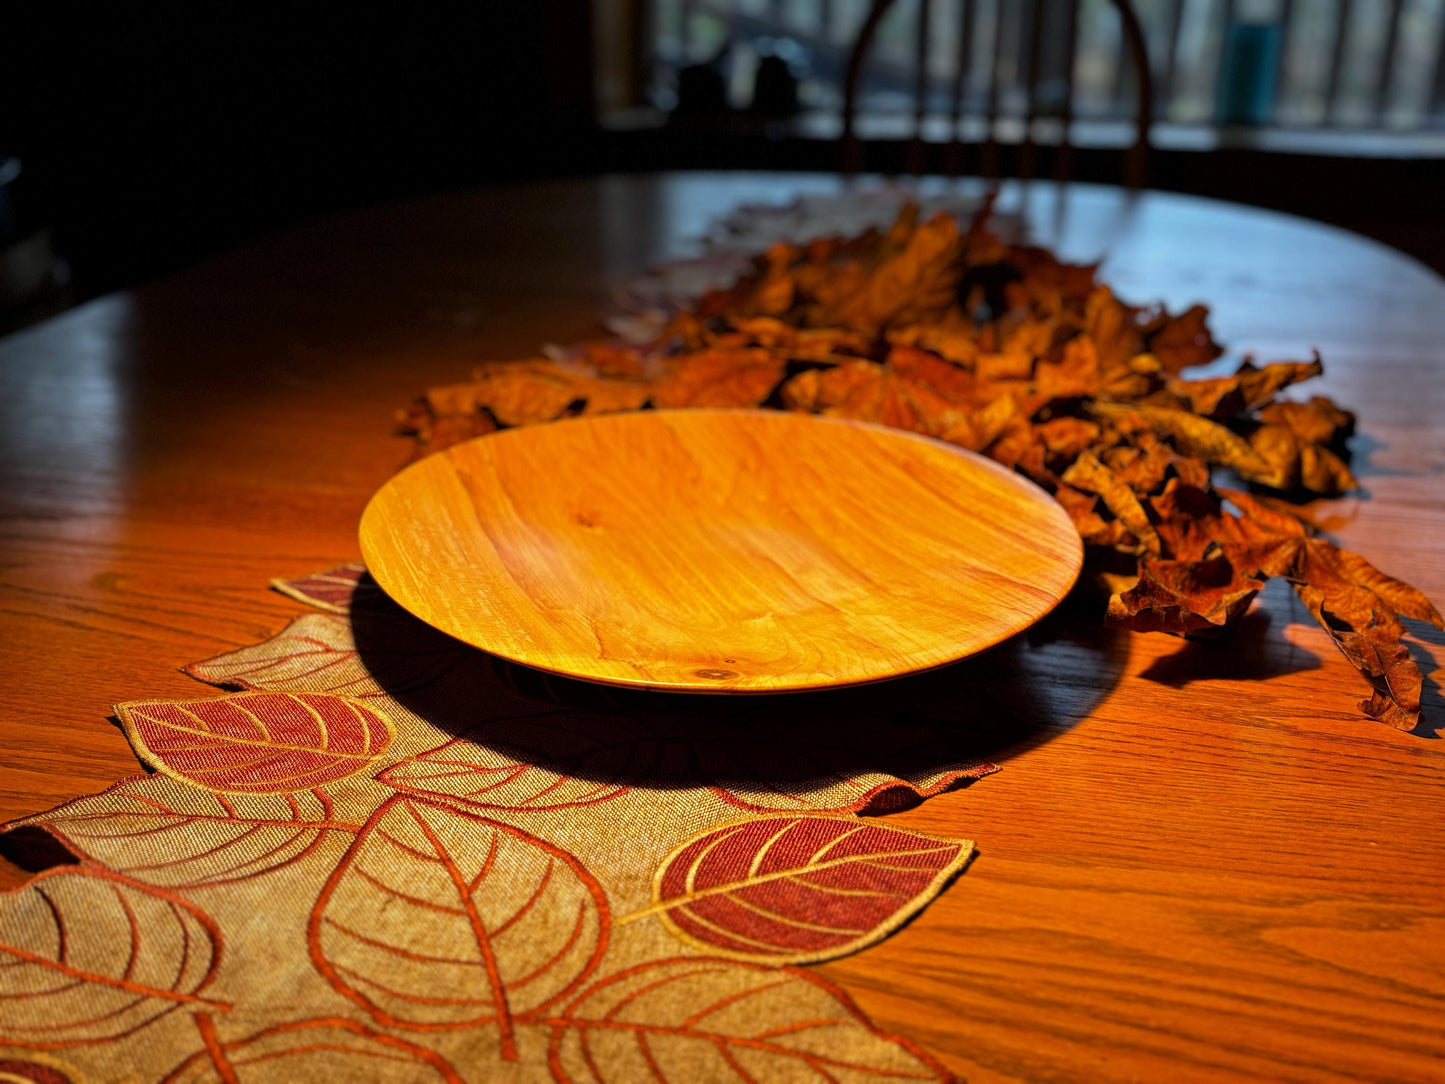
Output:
[
  {"left": 307, "top": 795, "right": 611, "bottom": 1060},
  {"left": 624, "top": 815, "right": 974, "bottom": 965},
  {"left": 0, "top": 866, "right": 230, "bottom": 1049},
  {"left": 115, "top": 692, "right": 395, "bottom": 795},
  {"left": 161, "top": 1014, "right": 466, "bottom": 1084},
  {"left": 537, "top": 956, "right": 957, "bottom": 1083},
  {"left": 7, "top": 775, "right": 360, "bottom": 889}
]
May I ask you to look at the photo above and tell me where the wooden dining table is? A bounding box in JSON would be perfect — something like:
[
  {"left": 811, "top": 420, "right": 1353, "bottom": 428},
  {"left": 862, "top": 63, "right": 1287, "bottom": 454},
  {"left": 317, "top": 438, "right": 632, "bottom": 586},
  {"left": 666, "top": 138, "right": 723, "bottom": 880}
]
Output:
[{"left": 1, "top": 172, "right": 1443, "bottom": 1082}]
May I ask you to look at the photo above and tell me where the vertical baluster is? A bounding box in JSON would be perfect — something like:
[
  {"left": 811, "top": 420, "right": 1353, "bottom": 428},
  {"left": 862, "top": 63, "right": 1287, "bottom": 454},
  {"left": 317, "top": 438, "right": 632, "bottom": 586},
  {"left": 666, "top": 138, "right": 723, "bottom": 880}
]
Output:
[
  {"left": 1272, "top": 0, "right": 1295, "bottom": 123},
  {"left": 1055, "top": 0, "right": 1080, "bottom": 180},
  {"left": 842, "top": 0, "right": 901, "bottom": 173},
  {"left": 1432, "top": 15, "right": 1445, "bottom": 126},
  {"left": 1108, "top": 0, "right": 1153, "bottom": 186},
  {"left": 1020, "top": 0, "right": 1045, "bottom": 178},
  {"left": 946, "top": 0, "right": 977, "bottom": 174},
  {"left": 1373, "top": 0, "right": 1404, "bottom": 122},
  {"left": 908, "top": 0, "right": 933, "bottom": 170},
  {"left": 1108, "top": 0, "right": 1135, "bottom": 113},
  {"left": 1159, "top": 0, "right": 1187, "bottom": 117},
  {"left": 1323, "top": 0, "right": 1355, "bottom": 123},
  {"left": 820, "top": 0, "right": 835, "bottom": 40},
  {"left": 1215, "top": 0, "right": 1237, "bottom": 122},
  {"left": 980, "top": 0, "right": 1005, "bottom": 176}
]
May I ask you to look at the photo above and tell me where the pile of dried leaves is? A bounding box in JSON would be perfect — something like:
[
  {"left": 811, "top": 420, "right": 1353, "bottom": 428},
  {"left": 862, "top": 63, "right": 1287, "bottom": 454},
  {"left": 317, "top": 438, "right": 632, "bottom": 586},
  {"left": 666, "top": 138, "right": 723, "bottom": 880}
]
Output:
[{"left": 398, "top": 202, "right": 1441, "bottom": 730}]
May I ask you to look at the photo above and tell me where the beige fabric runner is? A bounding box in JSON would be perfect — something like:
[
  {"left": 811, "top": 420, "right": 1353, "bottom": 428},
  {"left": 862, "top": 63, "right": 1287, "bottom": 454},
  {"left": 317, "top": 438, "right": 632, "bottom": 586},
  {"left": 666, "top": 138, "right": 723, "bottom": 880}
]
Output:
[{"left": 0, "top": 564, "right": 997, "bottom": 1082}]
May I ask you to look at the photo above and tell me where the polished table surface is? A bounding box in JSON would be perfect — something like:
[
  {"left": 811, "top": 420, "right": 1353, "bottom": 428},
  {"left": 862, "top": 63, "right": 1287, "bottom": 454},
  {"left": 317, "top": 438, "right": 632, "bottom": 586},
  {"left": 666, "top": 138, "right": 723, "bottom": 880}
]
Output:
[{"left": 2, "top": 173, "right": 1444, "bottom": 1082}]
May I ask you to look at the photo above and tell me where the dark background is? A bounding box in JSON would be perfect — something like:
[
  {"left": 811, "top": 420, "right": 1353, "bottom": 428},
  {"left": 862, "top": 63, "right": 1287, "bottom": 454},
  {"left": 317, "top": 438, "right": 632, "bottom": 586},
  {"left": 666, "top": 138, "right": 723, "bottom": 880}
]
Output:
[
  {"left": 2, "top": 0, "right": 1442, "bottom": 313},
  {"left": 0, "top": 1, "right": 598, "bottom": 300}
]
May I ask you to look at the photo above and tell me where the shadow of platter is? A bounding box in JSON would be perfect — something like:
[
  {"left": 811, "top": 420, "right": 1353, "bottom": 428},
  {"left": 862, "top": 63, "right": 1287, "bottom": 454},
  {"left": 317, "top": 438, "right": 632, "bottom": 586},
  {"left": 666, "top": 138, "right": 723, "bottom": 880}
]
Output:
[{"left": 351, "top": 576, "right": 1137, "bottom": 805}]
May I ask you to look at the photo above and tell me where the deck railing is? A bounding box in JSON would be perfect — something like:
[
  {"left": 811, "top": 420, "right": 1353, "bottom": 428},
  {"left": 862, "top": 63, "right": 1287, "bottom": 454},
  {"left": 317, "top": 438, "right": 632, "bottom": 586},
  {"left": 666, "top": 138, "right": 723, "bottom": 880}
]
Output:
[{"left": 649, "top": 0, "right": 1445, "bottom": 138}]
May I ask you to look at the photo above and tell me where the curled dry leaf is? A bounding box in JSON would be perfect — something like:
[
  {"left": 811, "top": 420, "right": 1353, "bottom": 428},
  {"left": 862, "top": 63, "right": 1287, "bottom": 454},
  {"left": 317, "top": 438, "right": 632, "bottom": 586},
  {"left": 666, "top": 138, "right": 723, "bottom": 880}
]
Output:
[
  {"left": 817, "top": 212, "right": 963, "bottom": 336},
  {"left": 443, "top": 360, "right": 650, "bottom": 428},
  {"left": 6, "top": 774, "right": 353, "bottom": 889},
  {"left": 649, "top": 347, "right": 785, "bottom": 409},
  {"left": 116, "top": 691, "right": 395, "bottom": 795},
  {"left": 1060, "top": 452, "right": 1161, "bottom": 555},
  {"left": 1093, "top": 403, "right": 1280, "bottom": 488},
  {"left": 161, "top": 1015, "right": 465, "bottom": 1084},
  {"left": 1288, "top": 538, "right": 1445, "bottom": 730},
  {"left": 308, "top": 795, "right": 609, "bottom": 1060},
  {"left": 1107, "top": 556, "right": 1264, "bottom": 636},
  {"left": 627, "top": 815, "right": 973, "bottom": 965},
  {"left": 1169, "top": 356, "right": 1323, "bottom": 417},
  {"left": 543, "top": 957, "right": 955, "bottom": 1083},
  {"left": 0, "top": 868, "right": 225, "bottom": 1048}
]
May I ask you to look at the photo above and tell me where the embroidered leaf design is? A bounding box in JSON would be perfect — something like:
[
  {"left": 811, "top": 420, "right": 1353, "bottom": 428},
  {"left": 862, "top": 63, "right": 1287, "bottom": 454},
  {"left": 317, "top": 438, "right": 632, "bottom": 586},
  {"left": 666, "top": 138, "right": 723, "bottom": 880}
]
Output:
[
  {"left": 376, "top": 711, "right": 660, "bottom": 812},
  {"left": 184, "top": 612, "right": 468, "bottom": 700},
  {"left": 631, "top": 816, "right": 972, "bottom": 964},
  {"left": 116, "top": 692, "right": 395, "bottom": 794},
  {"left": 0, "top": 1051, "right": 80, "bottom": 1083},
  {"left": 7, "top": 774, "right": 356, "bottom": 889},
  {"left": 308, "top": 795, "right": 609, "bottom": 1060},
  {"left": 0, "top": 868, "right": 226, "bottom": 1048},
  {"left": 162, "top": 1014, "right": 465, "bottom": 1083},
  {"left": 543, "top": 957, "right": 955, "bottom": 1082},
  {"left": 270, "top": 564, "right": 386, "bottom": 613}
]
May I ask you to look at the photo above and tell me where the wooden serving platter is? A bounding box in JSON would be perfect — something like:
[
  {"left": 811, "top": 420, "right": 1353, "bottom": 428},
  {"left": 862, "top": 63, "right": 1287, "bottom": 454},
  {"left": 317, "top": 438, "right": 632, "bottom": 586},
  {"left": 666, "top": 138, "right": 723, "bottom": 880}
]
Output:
[{"left": 360, "top": 409, "right": 1082, "bottom": 693}]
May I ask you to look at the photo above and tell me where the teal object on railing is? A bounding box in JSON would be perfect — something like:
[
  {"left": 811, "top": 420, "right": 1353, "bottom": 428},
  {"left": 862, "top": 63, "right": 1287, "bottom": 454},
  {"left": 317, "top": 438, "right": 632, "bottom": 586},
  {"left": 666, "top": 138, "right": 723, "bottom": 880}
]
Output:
[{"left": 1216, "top": 20, "right": 1283, "bottom": 125}]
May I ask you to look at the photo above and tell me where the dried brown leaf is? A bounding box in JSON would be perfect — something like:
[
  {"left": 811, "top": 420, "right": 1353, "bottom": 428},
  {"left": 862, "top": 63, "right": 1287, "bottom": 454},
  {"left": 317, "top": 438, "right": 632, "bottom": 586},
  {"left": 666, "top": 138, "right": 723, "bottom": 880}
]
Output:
[{"left": 650, "top": 347, "right": 785, "bottom": 409}]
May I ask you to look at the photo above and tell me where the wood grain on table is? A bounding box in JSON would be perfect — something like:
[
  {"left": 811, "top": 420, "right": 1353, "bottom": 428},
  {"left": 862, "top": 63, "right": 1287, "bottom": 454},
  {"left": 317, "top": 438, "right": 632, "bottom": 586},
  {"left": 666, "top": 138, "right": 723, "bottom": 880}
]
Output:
[{"left": 2, "top": 174, "right": 1443, "bottom": 1082}]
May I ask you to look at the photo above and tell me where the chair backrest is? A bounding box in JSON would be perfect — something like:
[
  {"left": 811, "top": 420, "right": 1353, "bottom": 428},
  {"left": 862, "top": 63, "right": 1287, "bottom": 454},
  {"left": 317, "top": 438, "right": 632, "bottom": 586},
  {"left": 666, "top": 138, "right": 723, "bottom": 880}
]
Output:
[{"left": 841, "top": 0, "right": 1154, "bottom": 186}]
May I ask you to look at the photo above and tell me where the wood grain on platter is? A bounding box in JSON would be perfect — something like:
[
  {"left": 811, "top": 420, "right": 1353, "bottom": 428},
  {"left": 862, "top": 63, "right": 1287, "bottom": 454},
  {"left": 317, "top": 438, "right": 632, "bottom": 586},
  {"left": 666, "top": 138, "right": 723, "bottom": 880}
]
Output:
[{"left": 359, "top": 409, "right": 1082, "bottom": 692}]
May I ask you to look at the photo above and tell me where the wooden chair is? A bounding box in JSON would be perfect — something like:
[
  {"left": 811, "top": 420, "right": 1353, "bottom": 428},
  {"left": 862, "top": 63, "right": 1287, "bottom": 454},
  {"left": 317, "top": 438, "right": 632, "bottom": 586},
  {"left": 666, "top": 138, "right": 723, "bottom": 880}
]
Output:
[{"left": 840, "top": 0, "right": 1154, "bottom": 186}]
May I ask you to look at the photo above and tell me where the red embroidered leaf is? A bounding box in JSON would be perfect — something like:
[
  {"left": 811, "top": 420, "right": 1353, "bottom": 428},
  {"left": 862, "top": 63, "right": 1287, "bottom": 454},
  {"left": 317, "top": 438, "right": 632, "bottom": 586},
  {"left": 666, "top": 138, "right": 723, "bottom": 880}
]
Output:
[
  {"left": 376, "top": 711, "right": 660, "bottom": 812},
  {"left": 162, "top": 1014, "right": 465, "bottom": 1083},
  {"left": 0, "top": 868, "right": 226, "bottom": 1048},
  {"left": 116, "top": 692, "right": 395, "bottom": 794},
  {"left": 184, "top": 613, "right": 469, "bottom": 700},
  {"left": 308, "top": 795, "right": 609, "bottom": 1060},
  {"left": 542, "top": 957, "right": 955, "bottom": 1082},
  {"left": 633, "top": 815, "right": 972, "bottom": 964},
  {"left": 270, "top": 564, "right": 386, "bottom": 614},
  {"left": 7, "top": 774, "right": 355, "bottom": 889},
  {"left": 0, "top": 1052, "right": 80, "bottom": 1083}
]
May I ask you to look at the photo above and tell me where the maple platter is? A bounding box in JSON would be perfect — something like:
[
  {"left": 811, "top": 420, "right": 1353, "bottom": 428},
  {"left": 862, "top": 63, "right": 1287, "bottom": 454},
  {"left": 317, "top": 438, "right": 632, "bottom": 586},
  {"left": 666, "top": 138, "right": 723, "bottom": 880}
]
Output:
[{"left": 360, "top": 409, "right": 1083, "bottom": 692}]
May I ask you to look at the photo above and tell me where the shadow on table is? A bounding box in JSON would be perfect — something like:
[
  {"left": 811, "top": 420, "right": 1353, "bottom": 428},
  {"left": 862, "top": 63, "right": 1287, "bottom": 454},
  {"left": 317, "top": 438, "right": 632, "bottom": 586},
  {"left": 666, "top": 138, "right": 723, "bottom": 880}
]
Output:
[
  {"left": 1136, "top": 607, "right": 1322, "bottom": 688},
  {"left": 352, "top": 589, "right": 1134, "bottom": 807}
]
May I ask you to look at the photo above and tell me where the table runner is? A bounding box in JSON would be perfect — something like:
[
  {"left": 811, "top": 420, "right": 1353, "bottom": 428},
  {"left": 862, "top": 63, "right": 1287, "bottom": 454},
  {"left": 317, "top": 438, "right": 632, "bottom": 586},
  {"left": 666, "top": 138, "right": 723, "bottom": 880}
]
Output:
[{"left": 0, "top": 563, "right": 999, "bottom": 1082}]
